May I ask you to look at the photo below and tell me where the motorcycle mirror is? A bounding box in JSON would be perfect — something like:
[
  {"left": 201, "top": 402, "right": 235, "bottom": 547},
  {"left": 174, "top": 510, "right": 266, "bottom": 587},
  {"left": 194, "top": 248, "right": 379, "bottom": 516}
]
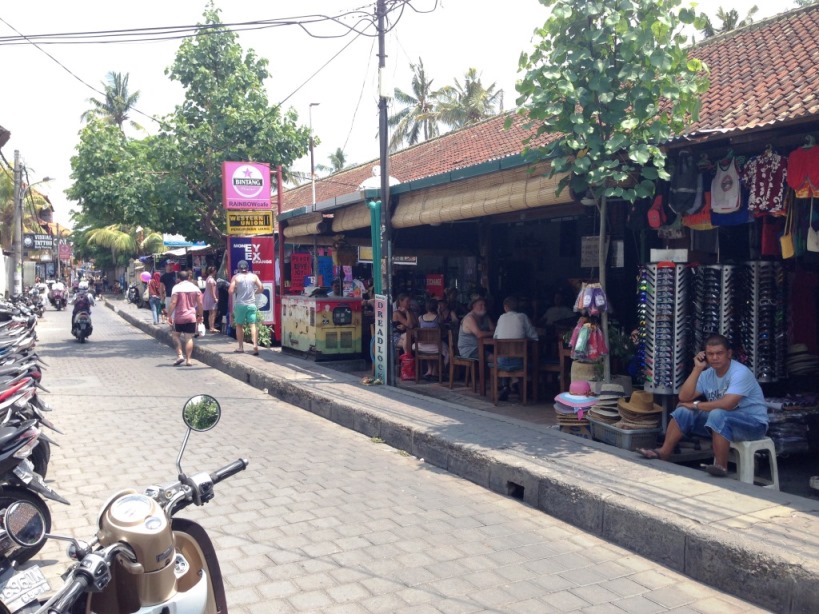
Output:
[
  {"left": 4, "top": 501, "right": 46, "bottom": 548},
  {"left": 182, "top": 395, "right": 221, "bottom": 432}
]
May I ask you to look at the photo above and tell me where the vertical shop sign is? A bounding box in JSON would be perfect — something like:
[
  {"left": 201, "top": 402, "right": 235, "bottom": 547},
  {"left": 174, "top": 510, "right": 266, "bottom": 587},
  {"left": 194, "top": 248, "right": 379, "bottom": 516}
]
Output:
[
  {"left": 317, "top": 256, "right": 334, "bottom": 287},
  {"left": 228, "top": 236, "right": 276, "bottom": 325},
  {"left": 222, "top": 161, "right": 271, "bottom": 210},
  {"left": 373, "top": 294, "right": 388, "bottom": 382},
  {"left": 290, "top": 253, "right": 311, "bottom": 291}
]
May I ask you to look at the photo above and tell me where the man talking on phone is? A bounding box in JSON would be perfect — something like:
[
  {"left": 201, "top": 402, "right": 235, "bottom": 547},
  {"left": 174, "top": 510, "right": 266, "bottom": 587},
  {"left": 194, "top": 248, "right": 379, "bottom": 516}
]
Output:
[{"left": 637, "top": 333, "right": 768, "bottom": 477}]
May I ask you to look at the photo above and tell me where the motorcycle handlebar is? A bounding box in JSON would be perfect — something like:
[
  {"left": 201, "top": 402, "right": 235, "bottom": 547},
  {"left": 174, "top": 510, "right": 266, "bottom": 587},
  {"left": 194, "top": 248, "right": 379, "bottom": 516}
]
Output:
[
  {"left": 210, "top": 458, "right": 249, "bottom": 485},
  {"left": 43, "top": 574, "right": 90, "bottom": 613}
]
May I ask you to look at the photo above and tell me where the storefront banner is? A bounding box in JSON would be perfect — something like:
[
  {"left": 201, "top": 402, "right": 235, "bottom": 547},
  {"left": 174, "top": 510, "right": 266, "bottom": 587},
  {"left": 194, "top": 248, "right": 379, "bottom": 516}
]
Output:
[
  {"left": 317, "top": 256, "right": 334, "bottom": 286},
  {"left": 23, "top": 234, "right": 53, "bottom": 250},
  {"left": 373, "top": 294, "right": 388, "bottom": 382},
  {"left": 222, "top": 161, "right": 271, "bottom": 210},
  {"left": 228, "top": 236, "right": 276, "bottom": 325},
  {"left": 425, "top": 274, "right": 444, "bottom": 298},
  {"left": 58, "top": 243, "right": 72, "bottom": 260},
  {"left": 226, "top": 210, "right": 274, "bottom": 235},
  {"left": 290, "top": 253, "right": 311, "bottom": 291},
  {"left": 358, "top": 246, "right": 373, "bottom": 263}
]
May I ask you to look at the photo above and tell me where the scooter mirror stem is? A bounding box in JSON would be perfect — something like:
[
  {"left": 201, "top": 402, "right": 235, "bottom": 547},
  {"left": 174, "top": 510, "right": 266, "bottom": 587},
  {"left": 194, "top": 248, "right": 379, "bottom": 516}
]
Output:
[{"left": 175, "top": 427, "right": 192, "bottom": 479}]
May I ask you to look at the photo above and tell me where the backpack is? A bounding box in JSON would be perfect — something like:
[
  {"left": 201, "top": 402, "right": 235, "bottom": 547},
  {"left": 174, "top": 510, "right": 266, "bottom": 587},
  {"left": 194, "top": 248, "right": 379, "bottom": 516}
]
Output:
[{"left": 669, "top": 151, "right": 699, "bottom": 215}]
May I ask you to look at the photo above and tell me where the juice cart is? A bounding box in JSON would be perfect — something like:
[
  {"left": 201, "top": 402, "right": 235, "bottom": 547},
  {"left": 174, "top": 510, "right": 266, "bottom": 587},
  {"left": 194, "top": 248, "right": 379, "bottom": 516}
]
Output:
[{"left": 281, "top": 295, "right": 363, "bottom": 360}]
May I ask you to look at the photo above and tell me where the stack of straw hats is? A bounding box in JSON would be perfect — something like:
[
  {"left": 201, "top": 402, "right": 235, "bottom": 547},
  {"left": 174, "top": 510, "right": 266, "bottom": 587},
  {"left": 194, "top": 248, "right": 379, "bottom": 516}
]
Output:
[
  {"left": 616, "top": 390, "right": 662, "bottom": 430},
  {"left": 787, "top": 344, "right": 819, "bottom": 377},
  {"left": 554, "top": 381, "right": 598, "bottom": 428},
  {"left": 589, "top": 383, "right": 625, "bottom": 424}
]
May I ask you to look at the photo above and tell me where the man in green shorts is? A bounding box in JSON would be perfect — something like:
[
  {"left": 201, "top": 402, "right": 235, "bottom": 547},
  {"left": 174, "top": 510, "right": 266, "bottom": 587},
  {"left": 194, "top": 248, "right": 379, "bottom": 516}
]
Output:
[{"left": 228, "top": 260, "right": 264, "bottom": 355}]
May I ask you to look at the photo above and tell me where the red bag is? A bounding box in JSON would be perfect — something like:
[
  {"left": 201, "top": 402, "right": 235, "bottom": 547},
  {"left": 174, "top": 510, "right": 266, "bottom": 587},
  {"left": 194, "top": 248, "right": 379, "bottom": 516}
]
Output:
[
  {"left": 647, "top": 195, "right": 667, "bottom": 229},
  {"left": 400, "top": 352, "right": 416, "bottom": 381}
]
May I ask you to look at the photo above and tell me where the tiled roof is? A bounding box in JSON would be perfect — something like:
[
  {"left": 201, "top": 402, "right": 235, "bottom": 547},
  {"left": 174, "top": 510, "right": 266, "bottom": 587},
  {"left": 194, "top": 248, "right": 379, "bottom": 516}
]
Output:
[
  {"left": 689, "top": 5, "right": 819, "bottom": 134},
  {"left": 284, "top": 5, "right": 819, "bottom": 212}
]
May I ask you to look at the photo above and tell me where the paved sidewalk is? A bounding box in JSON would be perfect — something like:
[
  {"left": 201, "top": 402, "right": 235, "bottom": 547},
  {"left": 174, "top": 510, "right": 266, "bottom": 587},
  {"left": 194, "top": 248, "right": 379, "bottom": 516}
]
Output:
[{"left": 108, "top": 298, "right": 819, "bottom": 613}]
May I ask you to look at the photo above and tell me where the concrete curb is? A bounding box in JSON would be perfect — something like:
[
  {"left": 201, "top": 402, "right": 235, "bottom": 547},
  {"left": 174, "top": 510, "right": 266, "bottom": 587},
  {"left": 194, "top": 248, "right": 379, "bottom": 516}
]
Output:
[{"left": 108, "top": 300, "right": 818, "bottom": 613}]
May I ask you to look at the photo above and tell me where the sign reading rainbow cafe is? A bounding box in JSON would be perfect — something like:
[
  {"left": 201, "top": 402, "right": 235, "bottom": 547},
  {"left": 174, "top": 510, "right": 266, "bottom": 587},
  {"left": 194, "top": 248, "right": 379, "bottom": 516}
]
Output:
[{"left": 222, "top": 161, "right": 276, "bottom": 328}]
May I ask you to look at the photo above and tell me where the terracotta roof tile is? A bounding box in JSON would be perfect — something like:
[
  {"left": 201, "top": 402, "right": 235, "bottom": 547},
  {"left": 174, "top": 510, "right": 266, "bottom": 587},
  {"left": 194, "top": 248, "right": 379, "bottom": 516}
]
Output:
[{"left": 284, "top": 5, "right": 819, "bottom": 212}]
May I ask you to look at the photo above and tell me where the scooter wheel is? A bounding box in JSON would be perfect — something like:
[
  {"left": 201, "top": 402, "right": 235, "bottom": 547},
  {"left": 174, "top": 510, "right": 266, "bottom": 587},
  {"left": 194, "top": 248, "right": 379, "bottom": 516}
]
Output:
[
  {"left": 31, "top": 440, "right": 50, "bottom": 480},
  {"left": 0, "top": 488, "right": 51, "bottom": 565}
]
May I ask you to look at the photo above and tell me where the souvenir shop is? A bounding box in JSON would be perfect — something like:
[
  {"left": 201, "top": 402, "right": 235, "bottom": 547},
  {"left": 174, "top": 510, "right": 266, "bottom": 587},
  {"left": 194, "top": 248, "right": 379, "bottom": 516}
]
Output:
[{"left": 555, "top": 131, "right": 819, "bottom": 474}]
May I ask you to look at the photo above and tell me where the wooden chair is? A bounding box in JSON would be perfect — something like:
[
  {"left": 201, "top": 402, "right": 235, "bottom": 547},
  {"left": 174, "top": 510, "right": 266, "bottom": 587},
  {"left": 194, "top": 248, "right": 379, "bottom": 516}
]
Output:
[
  {"left": 412, "top": 327, "right": 444, "bottom": 384},
  {"left": 448, "top": 328, "right": 476, "bottom": 391},
  {"left": 538, "top": 336, "right": 573, "bottom": 398},
  {"left": 492, "top": 338, "right": 529, "bottom": 406}
]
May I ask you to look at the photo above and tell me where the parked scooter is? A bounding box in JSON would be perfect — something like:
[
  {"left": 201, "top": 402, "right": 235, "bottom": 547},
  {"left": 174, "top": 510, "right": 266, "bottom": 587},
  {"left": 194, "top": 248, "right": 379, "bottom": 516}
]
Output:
[
  {"left": 126, "top": 283, "right": 144, "bottom": 309},
  {"left": 34, "top": 395, "right": 247, "bottom": 614}
]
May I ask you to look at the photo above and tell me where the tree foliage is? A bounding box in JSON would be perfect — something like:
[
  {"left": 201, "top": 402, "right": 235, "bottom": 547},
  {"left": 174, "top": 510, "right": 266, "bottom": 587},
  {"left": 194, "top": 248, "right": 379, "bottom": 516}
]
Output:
[
  {"left": 514, "top": 0, "right": 710, "bottom": 203},
  {"left": 0, "top": 163, "right": 51, "bottom": 252},
  {"left": 151, "top": 4, "right": 309, "bottom": 244}
]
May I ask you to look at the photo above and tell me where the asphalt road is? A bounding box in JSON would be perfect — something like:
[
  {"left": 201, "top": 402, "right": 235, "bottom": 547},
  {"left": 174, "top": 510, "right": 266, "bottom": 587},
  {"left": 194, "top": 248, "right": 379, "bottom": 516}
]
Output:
[{"left": 26, "top": 305, "right": 764, "bottom": 613}]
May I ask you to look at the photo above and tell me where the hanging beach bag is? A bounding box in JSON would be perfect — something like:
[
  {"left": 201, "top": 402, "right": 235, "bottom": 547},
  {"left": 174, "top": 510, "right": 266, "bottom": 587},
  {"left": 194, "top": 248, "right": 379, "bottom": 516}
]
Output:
[
  {"left": 780, "top": 197, "right": 796, "bottom": 259},
  {"left": 807, "top": 198, "right": 819, "bottom": 253}
]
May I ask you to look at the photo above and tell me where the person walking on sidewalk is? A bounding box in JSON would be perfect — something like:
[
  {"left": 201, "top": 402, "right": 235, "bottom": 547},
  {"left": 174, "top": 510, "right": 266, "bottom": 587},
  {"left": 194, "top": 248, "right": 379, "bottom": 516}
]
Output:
[
  {"left": 168, "top": 271, "right": 204, "bottom": 367},
  {"left": 204, "top": 266, "right": 219, "bottom": 332},
  {"left": 228, "top": 260, "right": 263, "bottom": 355},
  {"left": 637, "top": 333, "right": 768, "bottom": 476},
  {"left": 147, "top": 272, "right": 164, "bottom": 325}
]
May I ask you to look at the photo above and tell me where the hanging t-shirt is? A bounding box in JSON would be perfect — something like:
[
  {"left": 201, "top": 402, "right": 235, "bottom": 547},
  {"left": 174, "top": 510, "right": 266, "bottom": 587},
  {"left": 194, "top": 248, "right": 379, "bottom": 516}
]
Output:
[
  {"left": 711, "top": 159, "right": 742, "bottom": 213},
  {"left": 741, "top": 151, "right": 788, "bottom": 215},
  {"left": 786, "top": 145, "right": 819, "bottom": 198}
]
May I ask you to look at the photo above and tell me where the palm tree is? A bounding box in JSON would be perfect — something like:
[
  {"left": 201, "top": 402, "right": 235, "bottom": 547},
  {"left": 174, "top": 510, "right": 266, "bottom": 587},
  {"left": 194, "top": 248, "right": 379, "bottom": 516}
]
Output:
[
  {"left": 0, "top": 165, "right": 51, "bottom": 252},
  {"left": 85, "top": 224, "right": 163, "bottom": 265},
  {"left": 388, "top": 58, "right": 442, "bottom": 151},
  {"left": 436, "top": 68, "right": 503, "bottom": 130},
  {"left": 700, "top": 6, "right": 759, "bottom": 38},
  {"left": 316, "top": 148, "right": 349, "bottom": 175},
  {"left": 81, "top": 72, "right": 143, "bottom": 131}
]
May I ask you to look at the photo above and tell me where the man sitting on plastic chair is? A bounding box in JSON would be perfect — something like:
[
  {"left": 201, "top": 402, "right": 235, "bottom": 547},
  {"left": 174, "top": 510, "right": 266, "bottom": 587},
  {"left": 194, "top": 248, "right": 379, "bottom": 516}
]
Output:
[
  {"left": 493, "top": 296, "right": 539, "bottom": 402},
  {"left": 637, "top": 333, "right": 768, "bottom": 476}
]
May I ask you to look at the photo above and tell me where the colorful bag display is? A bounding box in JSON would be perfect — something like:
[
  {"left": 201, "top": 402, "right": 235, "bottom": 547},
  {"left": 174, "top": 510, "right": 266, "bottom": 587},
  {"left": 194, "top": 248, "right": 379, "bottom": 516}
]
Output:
[{"left": 781, "top": 198, "right": 796, "bottom": 259}]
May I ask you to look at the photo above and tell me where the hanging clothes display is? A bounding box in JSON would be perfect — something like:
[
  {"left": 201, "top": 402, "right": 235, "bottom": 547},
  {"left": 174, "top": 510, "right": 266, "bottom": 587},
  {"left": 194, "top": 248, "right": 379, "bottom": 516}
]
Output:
[
  {"left": 741, "top": 148, "right": 788, "bottom": 214},
  {"left": 711, "top": 157, "right": 742, "bottom": 213},
  {"left": 786, "top": 140, "right": 819, "bottom": 198}
]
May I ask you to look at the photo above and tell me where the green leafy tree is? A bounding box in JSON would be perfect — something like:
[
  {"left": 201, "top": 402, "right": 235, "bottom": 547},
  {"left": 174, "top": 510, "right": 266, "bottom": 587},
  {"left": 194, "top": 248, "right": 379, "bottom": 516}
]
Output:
[
  {"left": 152, "top": 3, "right": 309, "bottom": 244},
  {"left": 700, "top": 5, "right": 759, "bottom": 38},
  {"left": 66, "top": 119, "right": 159, "bottom": 230},
  {"left": 388, "top": 58, "right": 442, "bottom": 151},
  {"left": 84, "top": 224, "right": 163, "bottom": 265},
  {"left": 0, "top": 163, "right": 51, "bottom": 251},
  {"left": 515, "top": 0, "right": 709, "bottom": 378},
  {"left": 436, "top": 68, "right": 502, "bottom": 129},
  {"left": 81, "top": 71, "right": 143, "bottom": 131}
]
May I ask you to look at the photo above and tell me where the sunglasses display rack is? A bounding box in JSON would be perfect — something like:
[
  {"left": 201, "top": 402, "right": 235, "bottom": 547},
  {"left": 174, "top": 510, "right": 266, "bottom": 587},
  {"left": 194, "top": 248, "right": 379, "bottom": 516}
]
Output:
[
  {"left": 642, "top": 263, "right": 690, "bottom": 395},
  {"left": 738, "top": 261, "right": 787, "bottom": 382},
  {"left": 691, "top": 265, "right": 737, "bottom": 353}
]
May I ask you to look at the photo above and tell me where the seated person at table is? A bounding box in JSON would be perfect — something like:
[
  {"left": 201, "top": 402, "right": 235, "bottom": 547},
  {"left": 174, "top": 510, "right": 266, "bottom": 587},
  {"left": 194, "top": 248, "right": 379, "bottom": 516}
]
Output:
[
  {"left": 392, "top": 293, "right": 418, "bottom": 354},
  {"left": 458, "top": 297, "right": 495, "bottom": 360},
  {"left": 539, "top": 291, "right": 575, "bottom": 327},
  {"left": 417, "top": 299, "right": 448, "bottom": 379},
  {"left": 637, "top": 334, "right": 768, "bottom": 477},
  {"left": 437, "top": 296, "right": 460, "bottom": 331},
  {"left": 494, "top": 296, "right": 539, "bottom": 400}
]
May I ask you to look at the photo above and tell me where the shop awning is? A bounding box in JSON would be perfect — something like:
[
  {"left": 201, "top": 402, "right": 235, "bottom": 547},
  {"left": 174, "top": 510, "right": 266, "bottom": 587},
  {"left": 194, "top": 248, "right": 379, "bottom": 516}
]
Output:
[
  {"left": 331, "top": 203, "right": 372, "bottom": 232},
  {"left": 282, "top": 212, "right": 327, "bottom": 238},
  {"left": 391, "top": 163, "right": 570, "bottom": 228}
]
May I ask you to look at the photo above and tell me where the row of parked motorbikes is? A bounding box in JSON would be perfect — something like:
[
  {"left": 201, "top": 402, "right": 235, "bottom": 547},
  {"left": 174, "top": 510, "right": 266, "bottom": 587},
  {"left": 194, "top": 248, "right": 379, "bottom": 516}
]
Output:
[{"left": 0, "top": 294, "right": 248, "bottom": 613}]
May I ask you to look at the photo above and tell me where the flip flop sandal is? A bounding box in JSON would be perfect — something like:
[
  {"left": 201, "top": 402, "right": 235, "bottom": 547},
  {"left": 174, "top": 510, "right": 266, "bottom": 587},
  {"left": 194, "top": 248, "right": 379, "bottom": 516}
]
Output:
[
  {"left": 233, "top": 349, "right": 244, "bottom": 353},
  {"left": 252, "top": 350, "right": 259, "bottom": 356},
  {"left": 173, "top": 357, "right": 185, "bottom": 366},
  {"left": 702, "top": 464, "right": 728, "bottom": 477}
]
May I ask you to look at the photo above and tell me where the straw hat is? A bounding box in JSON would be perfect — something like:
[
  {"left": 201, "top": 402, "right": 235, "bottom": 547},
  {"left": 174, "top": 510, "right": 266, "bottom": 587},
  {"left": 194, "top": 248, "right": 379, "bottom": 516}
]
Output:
[{"left": 617, "top": 390, "right": 662, "bottom": 414}]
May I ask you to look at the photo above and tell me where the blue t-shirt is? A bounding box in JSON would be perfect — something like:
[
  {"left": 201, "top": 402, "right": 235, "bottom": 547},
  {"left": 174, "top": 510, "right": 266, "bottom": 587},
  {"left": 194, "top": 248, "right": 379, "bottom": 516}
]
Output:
[{"left": 696, "top": 359, "right": 768, "bottom": 425}]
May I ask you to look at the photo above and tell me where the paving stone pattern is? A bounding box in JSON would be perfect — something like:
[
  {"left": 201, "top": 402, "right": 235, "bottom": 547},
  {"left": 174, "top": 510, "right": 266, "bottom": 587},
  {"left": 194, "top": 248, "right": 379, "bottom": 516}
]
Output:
[{"left": 28, "top": 306, "right": 764, "bottom": 613}]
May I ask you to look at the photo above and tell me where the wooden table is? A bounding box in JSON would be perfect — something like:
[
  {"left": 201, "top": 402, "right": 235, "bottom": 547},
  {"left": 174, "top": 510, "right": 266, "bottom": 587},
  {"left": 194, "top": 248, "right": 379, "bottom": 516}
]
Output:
[{"left": 478, "top": 337, "right": 540, "bottom": 399}]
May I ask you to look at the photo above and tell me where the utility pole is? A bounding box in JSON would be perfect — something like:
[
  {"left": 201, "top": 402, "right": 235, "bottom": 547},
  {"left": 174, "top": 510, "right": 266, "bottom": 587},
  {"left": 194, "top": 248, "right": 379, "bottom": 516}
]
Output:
[
  {"left": 12, "top": 150, "right": 23, "bottom": 296},
  {"left": 376, "top": 0, "right": 395, "bottom": 385},
  {"left": 309, "top": 102, "right": 320, "bottom": 205}
]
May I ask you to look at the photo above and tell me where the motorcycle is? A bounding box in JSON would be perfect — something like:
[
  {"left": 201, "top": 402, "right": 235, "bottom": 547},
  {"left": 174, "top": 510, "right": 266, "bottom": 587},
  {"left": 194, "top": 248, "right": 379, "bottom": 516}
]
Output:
[
  {"left": 47, "top": 290, "right": 66, "bottom": 312},
  {"left": 125, "top": 284, "right": 144, "bottom": 309},
  {"left": 70, "top": 313, "right": 91, "bottom": 344},
  {"left": 34, "top": 395, "right": 248, "bottom": 614},
  {"left": 0, "top": 498, "right": 52, "bottom": 613}
]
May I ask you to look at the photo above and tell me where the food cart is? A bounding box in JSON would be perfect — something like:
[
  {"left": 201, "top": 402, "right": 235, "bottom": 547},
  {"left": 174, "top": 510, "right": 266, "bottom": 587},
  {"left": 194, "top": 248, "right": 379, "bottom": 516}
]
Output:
[{"left": 281, "top": 295, "right": 363, "bottom": 360}]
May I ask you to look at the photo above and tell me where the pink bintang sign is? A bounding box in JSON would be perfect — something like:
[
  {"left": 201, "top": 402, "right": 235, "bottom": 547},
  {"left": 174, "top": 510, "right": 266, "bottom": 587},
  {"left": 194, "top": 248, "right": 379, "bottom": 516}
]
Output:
[{"left": 222, "top": 161, "right": 271, "bottom": 210}]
